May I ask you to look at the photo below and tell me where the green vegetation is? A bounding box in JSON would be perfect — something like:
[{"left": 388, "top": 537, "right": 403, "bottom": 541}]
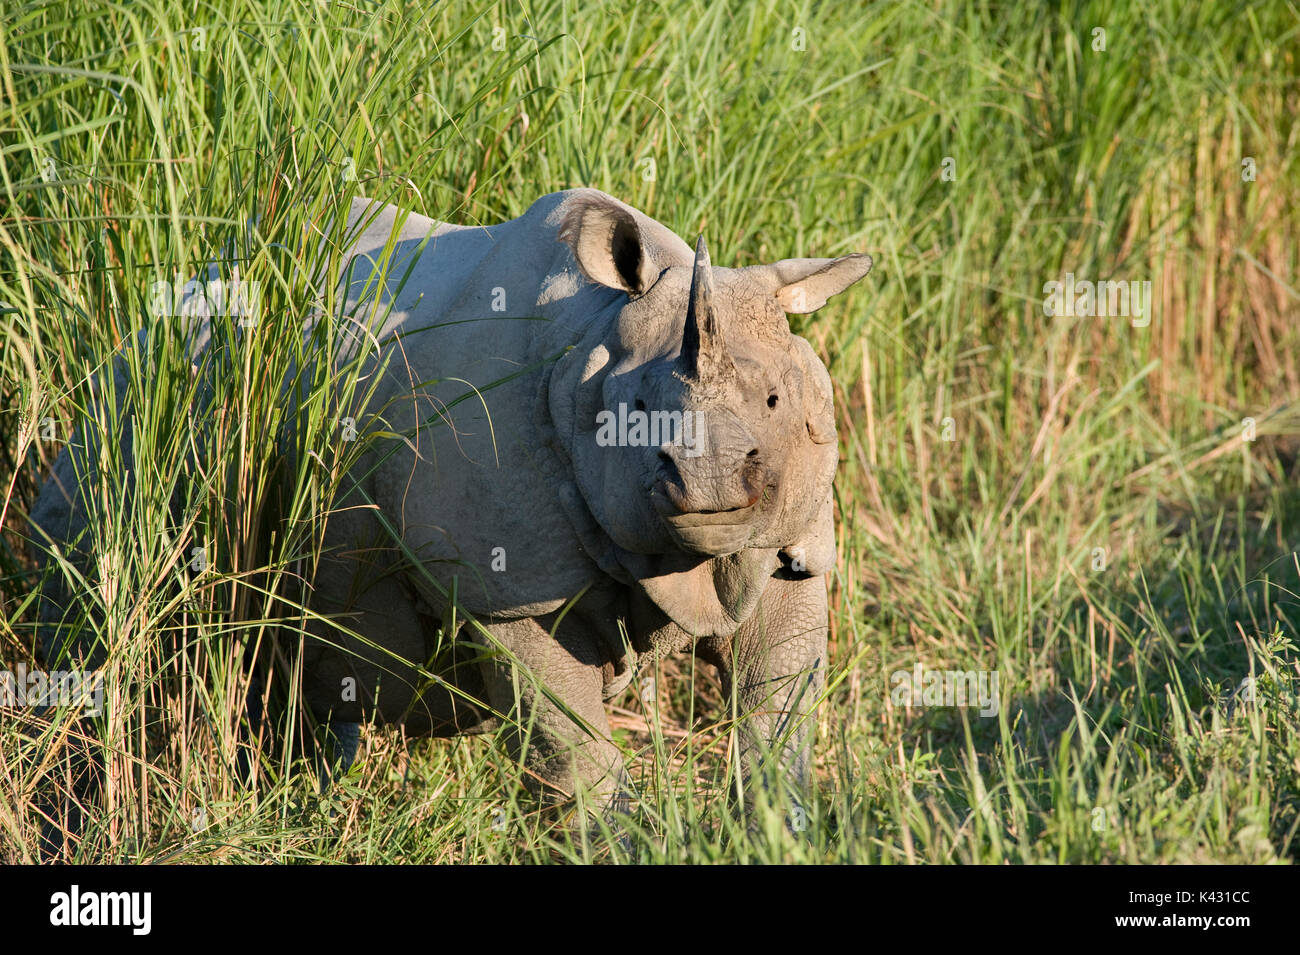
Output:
[{"left": 2, "top": 0, "right": 1298, "bottom": 863}]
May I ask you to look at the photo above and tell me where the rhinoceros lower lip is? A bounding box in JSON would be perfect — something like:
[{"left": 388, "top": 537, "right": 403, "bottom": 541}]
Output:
[
  {"left": 659, "top": 507, "right": 753, "bottom": 528},
  {"left": 651, "top": 472, "right": 768, "bottom": 521},
  {"left": 650, "top": 484, "right": 756, "bottom": 525},
  {"left": 659, "top": 514, "right": 754, "bottom": 556},
  {"left": 651, "top": 494, "right": 757, "bottom": 555}
]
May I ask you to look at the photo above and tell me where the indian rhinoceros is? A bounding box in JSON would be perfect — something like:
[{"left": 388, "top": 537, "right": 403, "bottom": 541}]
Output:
[{"left": 29, "top": 188, "right": 872, "bottom": 820}]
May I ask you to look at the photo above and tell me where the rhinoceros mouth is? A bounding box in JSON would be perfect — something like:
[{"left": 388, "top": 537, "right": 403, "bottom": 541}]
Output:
[
  {"left": 649, "top": 486, "right": 767, "bottom": 556},
  {"left": 650, "top": 480, "right": 760, "bottom": 523},
  {"left": 658, "top": 506, "right": 753, "bottom": 527},
  {"left": 658, "top": 516, "right": 754, "bottom": 556}
]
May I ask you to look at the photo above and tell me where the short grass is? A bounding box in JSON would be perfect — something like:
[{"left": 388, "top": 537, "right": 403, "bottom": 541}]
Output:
[{"left": 2, "top": 0, "right": 1299, "bottom": 863}]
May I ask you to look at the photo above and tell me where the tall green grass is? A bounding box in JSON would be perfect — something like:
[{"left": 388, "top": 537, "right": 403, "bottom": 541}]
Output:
[{"left": 2, "top": 0, "right": 1298, "bottom": 862}]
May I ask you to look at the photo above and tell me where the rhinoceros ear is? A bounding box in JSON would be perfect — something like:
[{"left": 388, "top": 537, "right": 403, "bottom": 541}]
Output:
[
  {"left": 557, "top": 193, "right": 687, "bottom": 296},
  {"left": 745, "top": 253, "right": 873, "bottom": 314}
]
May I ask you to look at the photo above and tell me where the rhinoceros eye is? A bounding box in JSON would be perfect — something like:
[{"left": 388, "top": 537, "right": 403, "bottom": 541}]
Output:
[{"left": 767, "top": 393, "right": 779, "bottom": 410}]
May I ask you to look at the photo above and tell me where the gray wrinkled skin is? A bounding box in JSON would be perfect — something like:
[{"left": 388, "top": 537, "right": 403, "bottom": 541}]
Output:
[{"left": 29, "top": 188, "right": 872, "bottom": 814}]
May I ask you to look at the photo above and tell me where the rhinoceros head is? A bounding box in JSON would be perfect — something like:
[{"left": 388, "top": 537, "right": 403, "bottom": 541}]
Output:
[{"left": 550, "top": 192, "right": 871, "bottom": 572}]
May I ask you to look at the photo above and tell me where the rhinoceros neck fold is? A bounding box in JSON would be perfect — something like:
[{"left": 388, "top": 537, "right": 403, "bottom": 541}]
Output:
[
  {"left": 623, "top": 547, "right": 781, "bottom": 638},
  {"left": 554, "top": 470, "right": 778, "bottom": 638}
]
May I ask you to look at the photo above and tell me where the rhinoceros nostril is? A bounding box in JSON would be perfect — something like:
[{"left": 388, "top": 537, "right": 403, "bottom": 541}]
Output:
[
  {"left": 657, "top": 449, "right": 681, "bottom": 485},
  {"left": 746, "top": 448, "right": 759, "bottom": 458}
]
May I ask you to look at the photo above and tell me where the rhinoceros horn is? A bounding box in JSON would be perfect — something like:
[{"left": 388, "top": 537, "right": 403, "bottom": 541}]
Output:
[{"left": 680, "top": 236, "right": 735, "bottom": 385}]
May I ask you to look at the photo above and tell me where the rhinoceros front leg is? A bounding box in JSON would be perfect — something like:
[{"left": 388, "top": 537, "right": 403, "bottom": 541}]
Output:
[
  {"left": 476, "top": 615, "right": 631, "bottom": 817},
  {"left": 703, "top": 574, "right": 828, "bottom": 812}
]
